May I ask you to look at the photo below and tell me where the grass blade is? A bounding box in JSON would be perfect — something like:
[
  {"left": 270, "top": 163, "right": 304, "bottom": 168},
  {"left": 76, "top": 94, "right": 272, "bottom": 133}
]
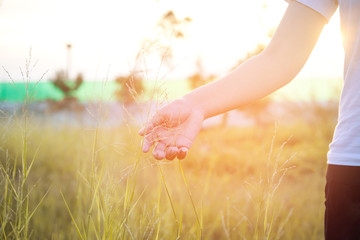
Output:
[
  {"left": 60, "top": 191, "right": 85, "bottom": 240},
  {"left": 178, "top": 160, "right": 202, "bottom": 239}
]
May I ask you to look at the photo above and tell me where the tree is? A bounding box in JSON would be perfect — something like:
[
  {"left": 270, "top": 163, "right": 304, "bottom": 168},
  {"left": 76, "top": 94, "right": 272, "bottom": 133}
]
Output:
[
  {"left": 115, "top": 73, "right": 144, "bottom": 106},
  {"left": 187, "top": 58, "right": 216, "bottom": 90},
  {"left": 139, "top": 10, "right": 192, "bottom": 68},
  {"left": 49, "top": 71, "right": 84, "bottom": 112},
  {"left": 116, "top": 10, "right": 192, "bottom": 106},
  {"left": 52, "top": 71, "right": 83, "bottom": 98},
  {"left": 238, "top": 97, "right": 272, "bottom": 126}
]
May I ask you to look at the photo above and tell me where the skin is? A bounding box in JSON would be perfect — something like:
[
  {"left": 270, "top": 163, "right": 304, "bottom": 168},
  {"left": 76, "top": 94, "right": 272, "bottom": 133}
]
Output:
[{"left": 139, "top": 1, "right": 327, "bottom": 160}]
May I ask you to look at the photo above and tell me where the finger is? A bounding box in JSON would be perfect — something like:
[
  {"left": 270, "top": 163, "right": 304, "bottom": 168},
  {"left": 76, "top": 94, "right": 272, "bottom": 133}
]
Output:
[
  {"left": 153, "top": 142, "right": 166, "bottom": 160},
  {"left": 142, "top": 137, "right": 152, "bottom": 153},
  {"left": 177, "top": 147, "right": 188, "bottom": 160},
  {"left": 142, "top": 125, "right": 171, "bottom": 153},
  {"left": 142, "top": 131, "right": 158, "bottom": 153},
  {"left": 139, "top": 114, "right": 163, "bottom": 136},
  {"left": 138, "top": 126, "right": 146, "bottom": 136},
  {"left": 176, "top": 136, "right": 193, "bottom": 150},
  {"left": 166, "top": 146, "right": 179, "bottom": 161}
]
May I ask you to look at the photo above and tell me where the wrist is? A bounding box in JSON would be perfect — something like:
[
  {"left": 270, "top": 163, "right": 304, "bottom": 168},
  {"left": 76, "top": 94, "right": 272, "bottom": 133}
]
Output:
[{"left": 181, "top": 95, "right": 206, "bottom": 121}]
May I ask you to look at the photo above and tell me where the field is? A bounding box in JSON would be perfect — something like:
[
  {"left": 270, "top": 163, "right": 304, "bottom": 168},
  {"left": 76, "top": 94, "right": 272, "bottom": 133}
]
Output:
[{"left": 0, "top": 102, "right": 335, "bottom": 240}]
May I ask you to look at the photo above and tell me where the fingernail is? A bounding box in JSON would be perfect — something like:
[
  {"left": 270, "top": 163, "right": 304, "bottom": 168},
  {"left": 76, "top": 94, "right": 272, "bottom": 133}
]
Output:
[
  {"left": 154, "top": 151, "right": 165, "bottom": 160},
  {"left": 142, "top": 141, "right": 150, "bottom": 153},
  {"left": 167, "top": 152, "right": 177, "bottom": 161},
  {"left": 178, "top": 148, "right": 188, "bottom": 160}
]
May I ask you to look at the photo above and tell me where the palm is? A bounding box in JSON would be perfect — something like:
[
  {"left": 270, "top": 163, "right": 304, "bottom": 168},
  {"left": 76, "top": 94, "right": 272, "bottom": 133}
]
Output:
[{"left": 140, "top": 99, "right": 204, "bottom": 160}]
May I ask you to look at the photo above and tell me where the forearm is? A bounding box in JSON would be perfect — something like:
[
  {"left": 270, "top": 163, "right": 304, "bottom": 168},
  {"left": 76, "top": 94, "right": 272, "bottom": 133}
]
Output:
[
  {"left": 139, "top": 1, "right": 328, "bottom": 160},
  {"left": 183, "top": 51, "right": 299, "bottom": 119}
]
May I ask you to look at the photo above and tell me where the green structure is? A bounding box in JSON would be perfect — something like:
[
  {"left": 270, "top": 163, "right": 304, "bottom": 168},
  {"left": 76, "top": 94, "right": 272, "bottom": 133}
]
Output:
[
  {"left": 0, "top": 81, "right": 118, "bottom": 102},
  {"left": 0, "top": 80, "right": 189, "bottom": 102}
]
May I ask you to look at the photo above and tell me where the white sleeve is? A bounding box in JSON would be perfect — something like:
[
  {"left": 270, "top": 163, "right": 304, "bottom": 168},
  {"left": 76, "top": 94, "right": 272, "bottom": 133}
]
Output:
[{"left": 286, "top": 0, "right": 338, "bottom": 21}]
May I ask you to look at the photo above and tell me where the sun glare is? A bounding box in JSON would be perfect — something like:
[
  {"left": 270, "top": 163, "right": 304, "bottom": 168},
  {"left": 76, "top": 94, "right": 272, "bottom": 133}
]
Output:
[
  {"left": 0, "top": 0, "right": 345, "bottom": 101},
  {"left": 0, "top": 0, "right": 289, "bottom": 81},
  {"left": 274, "top": 9, "right": 344, "bottom": 101}
]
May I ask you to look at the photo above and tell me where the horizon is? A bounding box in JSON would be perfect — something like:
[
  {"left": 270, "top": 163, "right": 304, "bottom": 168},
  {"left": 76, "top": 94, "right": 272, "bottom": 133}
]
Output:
[
  {"left": 0, "top": 0, "right": 344, "bottom": 102},
  {"left": 0, "top": 75, "right": 342, "bottom": 102}
]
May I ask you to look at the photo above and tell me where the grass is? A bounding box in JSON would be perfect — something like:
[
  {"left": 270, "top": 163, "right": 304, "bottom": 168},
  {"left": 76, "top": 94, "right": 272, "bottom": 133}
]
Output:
[
  {"left": 0, "top": 112, "right": 332, "bottom": 239},
  {"left": 0, "top": 46, "right": 333, "bottom": 239}
]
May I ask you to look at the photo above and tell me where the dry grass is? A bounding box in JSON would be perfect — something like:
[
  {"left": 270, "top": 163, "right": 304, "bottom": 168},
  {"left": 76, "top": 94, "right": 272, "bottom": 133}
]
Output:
[{"left": 0, "top": 113, "right": 331, "bottom": 239}]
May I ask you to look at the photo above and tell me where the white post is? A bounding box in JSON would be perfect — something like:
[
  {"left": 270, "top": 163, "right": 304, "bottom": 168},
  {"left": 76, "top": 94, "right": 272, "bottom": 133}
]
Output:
[{"left": 66, "top": 43, "right": 72, "bottom": 80}]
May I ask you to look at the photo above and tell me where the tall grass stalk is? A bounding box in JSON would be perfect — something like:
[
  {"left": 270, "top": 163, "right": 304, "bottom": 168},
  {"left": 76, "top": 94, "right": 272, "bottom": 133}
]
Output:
[
  {"left": 0, "top": 34, "right": 330, "bottom": 239},
  {"left": 178, "top": 160, "right": 203, "bottom": 239},
  {"left": 56, "top": 77, "right": 153, "bottom": 239},
  {"left": 158, "top": 165, "right": 178, "bottom": 224},
  {"left": 252, "top": 125, "right": 296, "bottom": 240},
  {"left": 61, "top": 191, "right": 85, "bottom": 240},
  {"left": 0, "top": 48, "right": 48, "bottom": 239},
  {"left": 154, "top": 177, "right": 162, "bottom": 240}
]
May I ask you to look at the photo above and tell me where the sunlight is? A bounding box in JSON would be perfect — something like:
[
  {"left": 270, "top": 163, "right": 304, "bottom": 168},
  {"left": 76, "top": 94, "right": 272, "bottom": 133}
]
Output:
[
  {"left": 0, "top": 2, "right": 349, "bottom": 238},
  {"left": 274, "top": 9, "right": 344, "bottom": 101},
  {"left": 0, "top": 0, "right": 345, "bottom": 101},
  {"left": 177, "top": 0, "right": 288, "bottom": 74},
  {"left": 0, "top": 0, "right": 288, "bottom": 81}
]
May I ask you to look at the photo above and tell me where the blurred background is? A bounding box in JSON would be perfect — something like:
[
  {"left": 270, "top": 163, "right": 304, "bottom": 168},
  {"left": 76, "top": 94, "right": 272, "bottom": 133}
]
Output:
[
  {"left": 1, "top": 0, "right": 343, "bottom": 102},
  {"left": 0, "top": 0, "right": 345, "bottom": 239}
]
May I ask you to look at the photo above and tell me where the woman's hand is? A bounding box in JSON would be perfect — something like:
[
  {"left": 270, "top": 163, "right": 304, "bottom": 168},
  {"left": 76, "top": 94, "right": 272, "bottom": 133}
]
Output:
[{"left": 139, "top": 98, "right": 204, "bottom": 160}]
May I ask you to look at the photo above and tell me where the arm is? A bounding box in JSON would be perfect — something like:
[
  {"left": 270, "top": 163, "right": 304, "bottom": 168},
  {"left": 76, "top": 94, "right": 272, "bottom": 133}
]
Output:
[
  {"left": 140, "top": 1, "right": 327, "bottom": 160},
  {"left": 183, "top": 1, "right": 327, "bottom": 119}
]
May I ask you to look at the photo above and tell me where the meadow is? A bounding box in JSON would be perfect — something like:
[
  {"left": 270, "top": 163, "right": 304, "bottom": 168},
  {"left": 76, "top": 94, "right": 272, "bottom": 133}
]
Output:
[
  {"left": 0, "top": 2, "right": 341, "bottom": 238},
  {"left": 0, "top": 100, "right": 335, "bottom": 240}
]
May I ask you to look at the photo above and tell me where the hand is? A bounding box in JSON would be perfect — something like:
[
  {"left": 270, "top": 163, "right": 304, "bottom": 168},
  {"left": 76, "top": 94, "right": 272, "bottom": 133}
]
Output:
[{"left": 139, "top": 98, "right": 204, "bottom": 160}]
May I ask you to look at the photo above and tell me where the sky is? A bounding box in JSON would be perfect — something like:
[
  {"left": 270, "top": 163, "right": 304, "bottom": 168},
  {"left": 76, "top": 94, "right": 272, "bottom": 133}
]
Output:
[{"left": 0, "top": 0, "right": 345, "bottom": 100}]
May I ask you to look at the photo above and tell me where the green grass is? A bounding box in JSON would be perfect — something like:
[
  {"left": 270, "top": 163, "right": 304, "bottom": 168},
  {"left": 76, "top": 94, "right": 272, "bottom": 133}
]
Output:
[{"left": 0, "top": 112, "right": 332, "bottom": 239}]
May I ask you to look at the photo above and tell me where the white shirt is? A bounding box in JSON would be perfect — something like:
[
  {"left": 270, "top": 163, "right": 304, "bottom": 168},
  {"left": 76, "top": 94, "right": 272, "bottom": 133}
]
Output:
[{"left": 293, "top": 0, "right": 360, "bottom": 166}]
